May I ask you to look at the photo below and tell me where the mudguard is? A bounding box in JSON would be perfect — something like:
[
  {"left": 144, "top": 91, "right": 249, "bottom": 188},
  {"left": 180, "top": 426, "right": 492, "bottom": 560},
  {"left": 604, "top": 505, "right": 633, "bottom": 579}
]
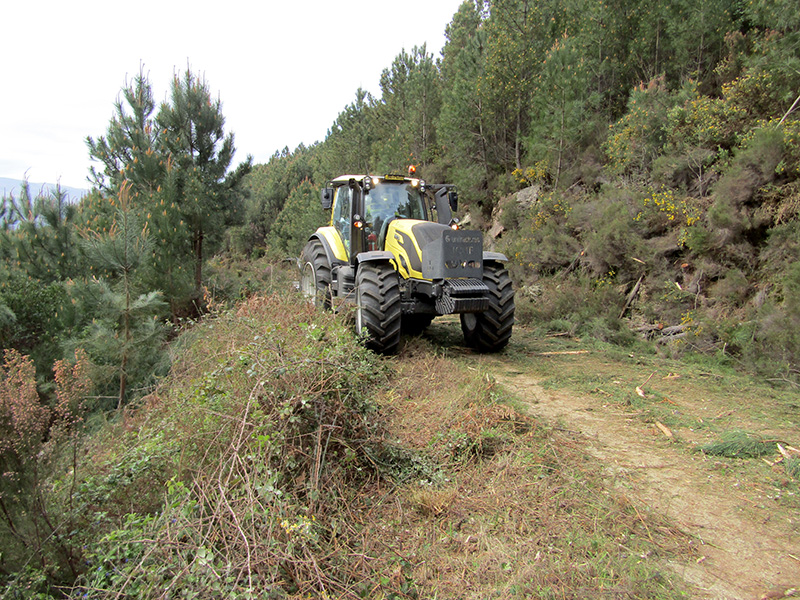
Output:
[
  {"left": 483, "top": 251, "right": 509, "bottom": 263},
  {"left": 310, "top": 227, "right": 348, "bottom": 265},
  {"left": 357, "top": 250, "right": 395, "bottom": 264}
]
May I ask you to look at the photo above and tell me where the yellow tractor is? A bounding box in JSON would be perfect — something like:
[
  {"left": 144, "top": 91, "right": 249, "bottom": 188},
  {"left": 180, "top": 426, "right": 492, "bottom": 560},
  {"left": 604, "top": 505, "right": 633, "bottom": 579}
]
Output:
[{"left": 300, "top": 173, "right": 514, "bottom": 354}]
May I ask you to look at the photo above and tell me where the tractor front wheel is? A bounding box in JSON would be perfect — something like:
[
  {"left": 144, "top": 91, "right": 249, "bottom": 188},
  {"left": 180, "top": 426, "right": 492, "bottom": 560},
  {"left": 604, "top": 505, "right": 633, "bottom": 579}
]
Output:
[
  {"left": 355, "top": 263, "right": 401, "bottom": 354},
  {"left": 461, "top": 262, "right": 515, "bottom": 352}
]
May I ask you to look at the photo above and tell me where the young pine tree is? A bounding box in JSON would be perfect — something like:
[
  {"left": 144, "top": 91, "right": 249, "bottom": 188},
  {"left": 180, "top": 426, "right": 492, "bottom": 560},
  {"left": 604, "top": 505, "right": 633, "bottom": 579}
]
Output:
[
  {"left": 78, "top": 183, "right": 167, "bottom": 409},
  {"left": 156, "top": 69, "right": 252, "bottom": 294}
]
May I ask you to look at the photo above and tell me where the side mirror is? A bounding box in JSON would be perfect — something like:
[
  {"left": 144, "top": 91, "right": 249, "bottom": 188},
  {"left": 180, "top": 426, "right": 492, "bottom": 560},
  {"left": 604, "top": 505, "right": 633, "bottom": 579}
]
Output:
[
  {"left": 321, "top": 187, "right": 333, "bottom": 210},
  {"left": 448, "top": 191, "right": 458, "bottom": 213}
]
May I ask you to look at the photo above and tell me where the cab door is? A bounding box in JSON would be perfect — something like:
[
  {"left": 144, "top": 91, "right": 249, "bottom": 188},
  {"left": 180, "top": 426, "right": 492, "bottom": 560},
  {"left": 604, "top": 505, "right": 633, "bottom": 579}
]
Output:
[{"left": 332, "top": 186, "right": 353, "bottom": 260}]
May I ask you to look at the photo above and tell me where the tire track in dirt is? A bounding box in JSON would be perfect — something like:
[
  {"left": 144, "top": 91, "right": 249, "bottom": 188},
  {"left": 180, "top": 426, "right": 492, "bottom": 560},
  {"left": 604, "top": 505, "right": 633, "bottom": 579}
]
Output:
[{"left": 487, "top": 363, "right": 800, "bottom": 600}]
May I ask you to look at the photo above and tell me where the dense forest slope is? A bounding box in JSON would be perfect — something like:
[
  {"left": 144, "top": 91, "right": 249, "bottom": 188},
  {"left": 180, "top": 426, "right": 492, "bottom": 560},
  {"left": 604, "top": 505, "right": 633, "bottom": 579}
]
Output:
[{"left": 238, "top": 0, "right": 800, "bottom": 380}]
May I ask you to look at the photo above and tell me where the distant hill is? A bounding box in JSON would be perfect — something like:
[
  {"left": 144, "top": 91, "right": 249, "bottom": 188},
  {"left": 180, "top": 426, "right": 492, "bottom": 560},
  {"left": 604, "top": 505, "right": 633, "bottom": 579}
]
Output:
[{"left": 0, "top": 177, "right": 89, "bottom": 202}]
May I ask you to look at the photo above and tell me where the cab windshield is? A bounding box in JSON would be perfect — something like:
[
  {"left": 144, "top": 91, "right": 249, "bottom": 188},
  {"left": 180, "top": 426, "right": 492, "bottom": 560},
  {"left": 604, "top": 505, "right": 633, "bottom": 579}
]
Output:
[{"left": 365, "top": 182, "right": 427, "bottom": 228}]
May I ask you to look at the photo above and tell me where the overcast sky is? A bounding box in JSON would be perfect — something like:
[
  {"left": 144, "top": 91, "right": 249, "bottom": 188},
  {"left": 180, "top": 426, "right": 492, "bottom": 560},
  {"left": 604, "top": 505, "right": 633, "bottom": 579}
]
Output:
[{"left": 1, "top": 0, "right": 464, "bottom": 189}]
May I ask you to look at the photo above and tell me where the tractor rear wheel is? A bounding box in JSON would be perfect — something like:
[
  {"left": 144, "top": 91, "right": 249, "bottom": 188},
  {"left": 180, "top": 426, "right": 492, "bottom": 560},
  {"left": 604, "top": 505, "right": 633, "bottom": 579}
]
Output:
[
  {"left": 300, "top": 239, "right": 331, "bottom": 309},
  {"left": 355, "top": 263, "right": 401, "bottom": 354},
  {"left": 461, "top": 263, "right": 515, "bottom": 352}
]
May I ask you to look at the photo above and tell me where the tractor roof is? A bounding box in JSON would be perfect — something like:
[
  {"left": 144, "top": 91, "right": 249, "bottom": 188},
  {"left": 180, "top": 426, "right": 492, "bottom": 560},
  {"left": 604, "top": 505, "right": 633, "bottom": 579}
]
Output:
[
  {"left": 330, "top": 174, "right": 417, "bottom": 185},
  {"left": 330, "top": 175, "right": 366, "bottom": 184}
]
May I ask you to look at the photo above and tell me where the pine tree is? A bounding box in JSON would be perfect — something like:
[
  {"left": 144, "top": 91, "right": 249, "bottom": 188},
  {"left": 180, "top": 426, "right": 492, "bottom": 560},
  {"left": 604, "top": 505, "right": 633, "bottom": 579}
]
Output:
[
  {"left": 156, "top": 69, "right": 252, "bottom": 293},
  {"left": 374, "top": 45, "right": 442, "bottom": 171},
  {"left": 0, "top": 181, "right": 80, "bottom": 282},
  {"left": 86, "top": 66, "right": 165, "bottom": 195},
  {"left": 79, "top": 183, "right": 166, "bottom": 408},
  {"left": 320, "top": 88, "right": 376, "bottom": 176},
  {"left": 438, "top": 1, "right": 493, "bottom": 207},
  {"left": 526, "top": 34, "right": 601, "bottom": 188}
]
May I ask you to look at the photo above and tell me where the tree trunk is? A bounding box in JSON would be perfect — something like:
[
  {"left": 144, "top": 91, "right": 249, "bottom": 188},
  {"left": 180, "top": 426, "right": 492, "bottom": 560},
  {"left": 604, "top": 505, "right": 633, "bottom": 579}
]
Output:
[{"left": 194, "top": 229, "right": 204, "bottom": 292}]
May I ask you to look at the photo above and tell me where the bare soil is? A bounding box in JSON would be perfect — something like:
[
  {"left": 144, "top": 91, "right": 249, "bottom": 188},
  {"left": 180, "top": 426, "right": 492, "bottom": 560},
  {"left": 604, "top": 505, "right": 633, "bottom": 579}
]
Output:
[{"left": 472, "top": 348, "right": 800, "bottom": 600}]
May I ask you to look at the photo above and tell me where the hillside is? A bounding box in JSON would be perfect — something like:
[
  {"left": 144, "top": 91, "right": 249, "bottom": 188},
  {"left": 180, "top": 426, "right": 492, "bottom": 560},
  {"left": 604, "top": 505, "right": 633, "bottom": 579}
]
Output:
[
  {"left": 0, "top": 176, "right": 87, "bottom": 202},
  {"left": 3, "top": 283, "right": 796, "bottom": 598},
  {"left": 2, "top": 0, "right": 800, "bottom": 596}
]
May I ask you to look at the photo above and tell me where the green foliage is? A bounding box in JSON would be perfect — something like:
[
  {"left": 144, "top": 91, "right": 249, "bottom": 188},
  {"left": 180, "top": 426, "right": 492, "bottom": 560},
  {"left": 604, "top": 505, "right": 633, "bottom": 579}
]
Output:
[
  {"left": 700, "top": 430, "right": 778, "bottom": 458},
  {"left": 525, "top": 30, "right": 601, "bottom": 189},
  {"left": 745, "top": 262, "right": 800, "bottom": 375},
  {"left": 1, "top": 182, "right": 82, "bottom": 282},
  {"left": 5, "top": 13, "right": 800, "bottom": 596},
  {"left": 85, "top": 68, "right": 252, "bottom": 306},
  {"left": 204, "top": 255, "right": 296, "bottom": 305},
  {"left": 319, "top": 88, "right": 376, "bottom": 176},
  {"left": 238, "top": 144, "right": 318, "bottom": 255},
  {"left": 604, "top": 78, "right": 684, "bottom": 176},
  {"left": 267, "top": 179, "right": 328, "bottom": 257},
  {"left": 0, "top": 275, "right": 69, "bottom": 373},
  {"left": 75, "top": 186, "right": 168, "bottom": 408},
  {"left": 71, "top": 292, "right": 393, "bottom": 598},
  {"left": 437, "top": 1, "right": 494, "bottom": 212},
  {"left": 704, "top": 127, "right": 785, "bottom": 264},
  {"left": 626, "top": 0, "right": 736, "bottom": 86},
  {"left": 86, "top": 67, "right": 164, "bottom": 195},
  {"left": 157, "top": 69, "right": 253, "bottom": 292},
  {"left": 373, "top": 45, "right": 443, "bottom": 171}
]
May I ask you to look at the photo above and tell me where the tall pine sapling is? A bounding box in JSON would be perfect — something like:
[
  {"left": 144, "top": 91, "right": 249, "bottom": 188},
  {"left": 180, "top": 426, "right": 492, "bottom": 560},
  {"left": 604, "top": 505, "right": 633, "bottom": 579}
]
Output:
[
  {"left": 86, "top": 66, "right": 165, "bottom": 196},
  {"left": 156, "top": 68, "right": 252, "bottom": 295},
  {"left": 79, "top": 183, "right": 167, "bottom": 408}
]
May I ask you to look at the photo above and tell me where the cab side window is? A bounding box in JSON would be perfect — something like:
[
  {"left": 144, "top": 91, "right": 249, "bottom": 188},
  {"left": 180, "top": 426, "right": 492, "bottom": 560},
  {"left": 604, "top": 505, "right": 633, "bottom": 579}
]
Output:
[{"left": 332, "top": 186, "right": 352, "bottom": 258}]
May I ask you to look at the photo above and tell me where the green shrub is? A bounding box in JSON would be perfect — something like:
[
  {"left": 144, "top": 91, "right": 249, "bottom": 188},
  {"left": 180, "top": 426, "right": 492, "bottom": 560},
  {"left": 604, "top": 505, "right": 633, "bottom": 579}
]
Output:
[
  {"left": 71, "top": 292, "right": 393, "bottom": 598},
  {"left": 0, "top": 275, "right": 69, "bottom": 376}
]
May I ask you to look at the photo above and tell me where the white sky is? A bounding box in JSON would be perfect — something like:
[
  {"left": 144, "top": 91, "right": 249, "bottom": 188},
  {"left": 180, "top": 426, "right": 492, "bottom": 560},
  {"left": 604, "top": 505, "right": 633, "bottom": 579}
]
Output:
[{"left": 1, "top": 0, "right": 464, "bottom": 189}]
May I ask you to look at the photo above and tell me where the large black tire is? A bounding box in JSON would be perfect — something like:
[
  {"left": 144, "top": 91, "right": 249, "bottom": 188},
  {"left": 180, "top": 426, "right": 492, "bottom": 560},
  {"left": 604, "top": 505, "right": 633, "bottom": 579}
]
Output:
[
  {"left": 461, "top": 263, "right": 515, "bottom": 352},
  {"left": 300, "top": 239, "right": 332, "bottom": 309},
  {"left": 355, "top": 263, "right": 402, "bottom": 354}
]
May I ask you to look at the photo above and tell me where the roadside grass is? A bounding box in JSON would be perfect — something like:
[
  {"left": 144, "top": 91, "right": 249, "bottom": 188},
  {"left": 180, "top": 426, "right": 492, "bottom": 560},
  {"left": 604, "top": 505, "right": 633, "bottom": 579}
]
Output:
[
  {"left": 361, "top": 335, "right": 695, "bottom": 599},
  {"left": 27, "top": 290, "right": 692, "bottom": 599},
  {"left": 17, "top": 275, "right": 794, "bottom": 598},
  {"left": 425, "top": 319, "right": 800, "bottom": 516}
]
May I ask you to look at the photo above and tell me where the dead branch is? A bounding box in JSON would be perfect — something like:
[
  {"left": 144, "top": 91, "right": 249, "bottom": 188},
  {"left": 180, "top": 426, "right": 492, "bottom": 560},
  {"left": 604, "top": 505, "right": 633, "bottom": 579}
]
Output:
[
  {"left": 620, "top": 274, "right": 645, "bottom": 319},
  {"left": 560, "top": 248, "right": 586, "bottom": 279}
]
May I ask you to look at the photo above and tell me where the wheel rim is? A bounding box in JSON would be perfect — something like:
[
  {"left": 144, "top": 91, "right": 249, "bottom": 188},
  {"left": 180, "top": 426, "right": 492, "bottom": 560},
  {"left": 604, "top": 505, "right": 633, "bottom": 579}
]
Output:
[
  {"left": 300, "top": 261, "right": 315, "bottom": 302},
  {"left": 355, "top": 286, "right": 365, "bottom": 334},
  {"left": 462, "top": 312, "right": 477, "bottom": 334}
]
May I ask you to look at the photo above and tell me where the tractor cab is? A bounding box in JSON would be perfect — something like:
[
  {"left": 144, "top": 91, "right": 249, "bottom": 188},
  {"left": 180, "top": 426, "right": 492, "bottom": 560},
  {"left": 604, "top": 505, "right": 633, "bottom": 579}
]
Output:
[{"left": 364, "top": 179, "right": 428, "bottom": 251}]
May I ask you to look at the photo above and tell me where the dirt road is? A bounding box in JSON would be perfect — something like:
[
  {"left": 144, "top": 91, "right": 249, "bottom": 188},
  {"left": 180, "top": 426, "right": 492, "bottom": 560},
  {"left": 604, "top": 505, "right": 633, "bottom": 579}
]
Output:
[{"left": 482, "top": 359, "right": 800, "bottom": 600}]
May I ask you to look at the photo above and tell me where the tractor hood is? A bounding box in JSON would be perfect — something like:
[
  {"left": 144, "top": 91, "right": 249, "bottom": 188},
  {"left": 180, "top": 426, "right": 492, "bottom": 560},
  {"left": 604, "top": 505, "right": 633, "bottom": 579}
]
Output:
[{"left": 384, "top": 220, "right": 483, "bottom": 281}]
